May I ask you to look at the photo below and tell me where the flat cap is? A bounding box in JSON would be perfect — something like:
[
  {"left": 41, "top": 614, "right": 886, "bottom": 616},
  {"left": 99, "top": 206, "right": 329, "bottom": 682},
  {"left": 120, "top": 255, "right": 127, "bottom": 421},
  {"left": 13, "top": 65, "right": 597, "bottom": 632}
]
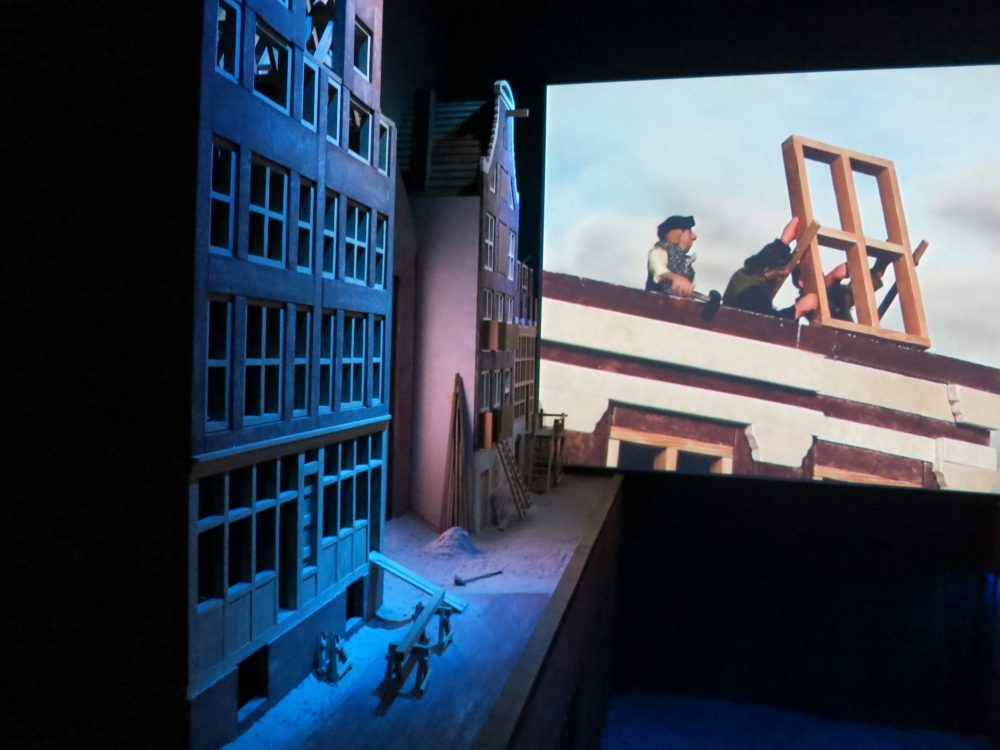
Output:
[{"left": 657, "top": 215, "right": 695, "bottom": 239}]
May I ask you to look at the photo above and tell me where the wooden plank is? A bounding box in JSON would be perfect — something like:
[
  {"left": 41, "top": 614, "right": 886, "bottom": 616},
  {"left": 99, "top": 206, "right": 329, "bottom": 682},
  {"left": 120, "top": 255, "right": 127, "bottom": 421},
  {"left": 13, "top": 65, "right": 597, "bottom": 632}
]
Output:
[
  {"left": 609, "top": 425, "right": 733, "bottom": 459},
  {"left": 394, "top": 589, "right": 446, "bottom": 656},
  {"left": 771, "top": 219, "right": 820, "bottom": 300},
  {"left": 813, "top": 464, "right": 921, "bottom": 487},
  {"left": 369, "top": 551, "right": 468, "bottom": 612},
  {"left": 878, "top": 239, "right": 928, "bottom": 318}
]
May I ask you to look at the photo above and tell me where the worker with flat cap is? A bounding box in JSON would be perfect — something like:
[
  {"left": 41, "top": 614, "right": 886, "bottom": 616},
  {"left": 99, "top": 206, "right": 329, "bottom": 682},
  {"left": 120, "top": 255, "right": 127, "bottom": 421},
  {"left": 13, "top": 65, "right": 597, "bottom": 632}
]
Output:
[
  {"left": 722, "top": 216, "right": 818, "bottom": 319},
  {"left": 646, "top": 215, "right": 697, "bottom": 297}
]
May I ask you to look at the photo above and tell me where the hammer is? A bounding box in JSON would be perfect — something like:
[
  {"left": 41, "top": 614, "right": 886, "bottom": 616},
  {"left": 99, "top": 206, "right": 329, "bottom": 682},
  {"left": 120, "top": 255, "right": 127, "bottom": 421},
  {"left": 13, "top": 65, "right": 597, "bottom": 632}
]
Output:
[
  {"left": 454, "top": 570, "right": 503, "bottom": 586},
  {"left": 693, "top": 289, "right": 723, "bottom": 321}
]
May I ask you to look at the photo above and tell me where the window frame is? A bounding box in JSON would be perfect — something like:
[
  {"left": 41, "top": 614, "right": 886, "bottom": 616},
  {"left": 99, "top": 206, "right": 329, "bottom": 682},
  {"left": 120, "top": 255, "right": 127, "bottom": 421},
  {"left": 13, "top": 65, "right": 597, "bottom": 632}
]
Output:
[
  {"left": 347, "top": 97, "right": 373, "bottom": 163},
  {"left": 353, "top": 20, "right": 372, "bottom": 80},
  {"left": 209, "top": 139, "right": 237, "bottom": 255},
  {"left": 248, "top": 158, "right": 289, "bottom": 266},
  {"left": 296, "top": 178, "right": 316, "bottom": 272},
  {"left": 325, "top": 77, "right": 341, "bottom": 145},
  {"left": 206, "top": 296, "right": 232, "bottom": 430},
  {"left": 301, "top": 58, "right": 318, "bottom": 130},
  {"left": 215, "top": 0, "right": 241, "bottom": 82},
  {"left": 292, "top": 308, "right": 311, "bottom": 416},
  {"left": 483, "top": 212, "right": 496, "bottom": 270},
  {"left": 244, "top": 302, "right": 284, "bottom": 423},
  {"left": 322, "top": 189, "right": 338, "bottom": 277},
  {"left": 252, "top": 21, "right": 292, "bottom": 114},
  {"left": 340, "top": 313, "right": 366, "bottom": 408},
  {"left": 507, "top": 230, "right": 516, "bottom": 281},
  {"left": 344, "top": 202, "right": 370, "bottom": 284}
]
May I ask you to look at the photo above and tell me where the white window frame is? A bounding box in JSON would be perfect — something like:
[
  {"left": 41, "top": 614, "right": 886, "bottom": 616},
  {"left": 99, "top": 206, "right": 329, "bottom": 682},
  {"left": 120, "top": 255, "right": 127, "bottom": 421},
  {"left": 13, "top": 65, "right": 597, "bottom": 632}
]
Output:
[
  {"left": 344, "top": 202, "right": 370, "bottom": 284},
  {"left": 482, "top": 288, "right": 493, "bottom": 322},
  {"left": 479, "top": 371, "right": 490, "bottom": 412},
  {"left": 378, "top": 119, "right": 391, "bottom": 175},
  {"left": 326, "top": 77, "right": 341, "bottom": 145},
  {"left": 507, "top": 230, "right": 516, "bottom": 281},
  {"left": 353, "top": 20, "right": 372, "bottom": 80},
  {"left": 489, "top": 165, "right": 496, "bottom": 193},
  {"left": 374, "top": 214, "right": 388, "bottom": 288},
  {"left": 483, "top": 212, "right": 495, "bottom": 270}
]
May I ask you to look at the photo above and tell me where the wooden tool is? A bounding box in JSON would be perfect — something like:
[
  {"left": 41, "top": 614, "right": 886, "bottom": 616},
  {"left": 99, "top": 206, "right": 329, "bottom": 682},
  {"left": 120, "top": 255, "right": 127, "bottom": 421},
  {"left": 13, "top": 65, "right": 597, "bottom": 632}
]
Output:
[{"left": 454, "top": 570, "right": 503, "bottom": 586}]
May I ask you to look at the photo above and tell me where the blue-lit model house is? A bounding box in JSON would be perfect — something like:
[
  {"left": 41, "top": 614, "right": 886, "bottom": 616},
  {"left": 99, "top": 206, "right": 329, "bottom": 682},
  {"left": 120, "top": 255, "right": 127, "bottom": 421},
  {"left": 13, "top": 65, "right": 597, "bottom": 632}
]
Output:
[{"left": 189, "top": 0, "right": 394, "bottom": 744}]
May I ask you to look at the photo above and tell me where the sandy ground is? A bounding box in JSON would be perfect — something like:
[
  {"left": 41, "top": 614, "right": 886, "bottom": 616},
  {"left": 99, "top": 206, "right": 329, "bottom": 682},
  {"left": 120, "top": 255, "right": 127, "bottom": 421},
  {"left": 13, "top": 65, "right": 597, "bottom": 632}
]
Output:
[{"left": 224, "top": 474, "right": 615, "bottom": 750}]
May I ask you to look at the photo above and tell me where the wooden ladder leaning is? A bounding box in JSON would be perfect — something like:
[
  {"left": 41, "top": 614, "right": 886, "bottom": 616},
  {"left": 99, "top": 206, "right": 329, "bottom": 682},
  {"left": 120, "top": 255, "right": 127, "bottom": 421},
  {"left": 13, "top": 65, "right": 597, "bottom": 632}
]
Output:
[{"left": 496, "top": 440, "right": 531, "bottom": 519}]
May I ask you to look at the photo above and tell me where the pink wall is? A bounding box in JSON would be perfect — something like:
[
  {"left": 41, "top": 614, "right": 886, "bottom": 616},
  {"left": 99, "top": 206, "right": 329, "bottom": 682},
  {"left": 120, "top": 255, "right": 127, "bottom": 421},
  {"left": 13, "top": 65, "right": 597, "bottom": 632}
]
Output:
[{"left": 410, "top": 196, "right": 480, "bottom": 527}]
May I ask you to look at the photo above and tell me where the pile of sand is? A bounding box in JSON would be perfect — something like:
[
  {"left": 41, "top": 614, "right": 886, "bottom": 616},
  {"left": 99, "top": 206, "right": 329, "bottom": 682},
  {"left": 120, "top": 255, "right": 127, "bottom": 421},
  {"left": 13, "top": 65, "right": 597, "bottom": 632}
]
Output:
[{"left": 424, "top": 526, "right": 481, "bottom": 557}]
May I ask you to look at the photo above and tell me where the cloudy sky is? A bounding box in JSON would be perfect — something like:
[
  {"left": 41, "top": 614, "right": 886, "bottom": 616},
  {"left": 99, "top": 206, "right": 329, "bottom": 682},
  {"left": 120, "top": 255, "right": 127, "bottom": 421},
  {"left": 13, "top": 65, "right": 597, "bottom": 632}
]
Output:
[{"left": 543, "top": 65, "right": 1000, "bottom": 370}]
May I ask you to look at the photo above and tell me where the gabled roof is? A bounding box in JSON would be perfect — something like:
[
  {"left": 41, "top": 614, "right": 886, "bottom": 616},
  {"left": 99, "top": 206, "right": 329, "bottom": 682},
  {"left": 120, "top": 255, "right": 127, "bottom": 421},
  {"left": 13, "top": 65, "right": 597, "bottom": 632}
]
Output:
[{"left": 399, "top": 81, "right": 517, "bottom": 197}]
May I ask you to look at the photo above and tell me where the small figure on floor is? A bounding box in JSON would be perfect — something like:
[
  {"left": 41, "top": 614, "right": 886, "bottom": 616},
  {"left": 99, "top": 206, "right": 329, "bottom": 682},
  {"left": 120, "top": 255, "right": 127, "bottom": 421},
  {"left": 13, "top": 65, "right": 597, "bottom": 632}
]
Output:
[{"left": 646, "top": 215, "right": 697, "bottom": 297}]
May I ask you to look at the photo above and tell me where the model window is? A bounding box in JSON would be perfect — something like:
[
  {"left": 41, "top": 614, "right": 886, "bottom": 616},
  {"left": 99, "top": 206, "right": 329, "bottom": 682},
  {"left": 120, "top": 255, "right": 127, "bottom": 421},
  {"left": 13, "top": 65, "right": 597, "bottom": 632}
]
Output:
[
  {"left": 508, "top": 175, "right": 515, "bottom": 209},
  {"left": 353, "top": 20, "right": 372, "bottom": 79},
  {"left": 249, "top": 159, "right": 287, "bottom": 264},
  {"left": 293, "top": 308, "right": 310, "bottom": 415},
  {"left": 489, "top": 165, "right": 496, "bottom": 192},
  {"left": 504, "top": 369, "right": 512, "bottom": 404},
  {"left": 326, "top": 80, "right": 341, "bottom": 144},
  {"left": 348, "top": 98, "right": 372, "bottom": 162},
  {"left": 322, "top": 190, "right": 338, "bottom": 276},
  {"left": 506, "top": 293, "right": 514, "bottom": 323},
  {"left": 492, "top": 370, "right": 501, "bottom": 408},
  {"left": 209, "top": 140, "right": 236, "bottom": 254},
  {"left": 319, "top": 312, "right": 335, "bottom": 411},
  {"left": 245, "top": 303, "right": 283, "bottom": 421},
  {"left": 345, "top": 203, "right": 370, "bottom": 283},
  {"left": 302, "top": 60, "right": 318, "bottom": 129},
  {"left": 483, "top": 212, "right": 496, "bottom": 270},
  {"left": 507, "top": 230, "right": 516, "bottom": 281},
  {"left": 372, "top": 317, "right": 385, "bottom": 404},
  {"left": 297, "top": 179, "right": 315, "bottom": 271},
  {"left": 494, "top": 291, "right": 502, "bottom": 322},
  {"left": 206, "top": 297, "right": 232, "bottom": 428},
  {"left": 374, "top": 214, "right": 388, "bottom": 288},
  {"left": 215, "top": 0, "right": 240, "bottom": 80},
  {"left": 479, "top": 371, "right": 490, "bottom": 412},
  {"left": 378, "top": 120, "right": 390, "bottom": 175},
  {"left": 306, "top": 0, "right": 335, "bottom": 59},
  {"left": 341, "top": 314, "right": 366, "bottom": 407},
  {"left": 482, "top": 289, "right": 492, "bottom": 321},
  {"left": 253, "top": 22, "right": 290, "bottom": 112}
]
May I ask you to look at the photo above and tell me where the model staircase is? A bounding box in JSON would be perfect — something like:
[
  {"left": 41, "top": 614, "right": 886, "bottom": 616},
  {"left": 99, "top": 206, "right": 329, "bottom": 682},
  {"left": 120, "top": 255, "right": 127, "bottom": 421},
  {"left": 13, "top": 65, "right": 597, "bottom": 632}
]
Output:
[{"left": 496, "top": 441, "right": 531, "bottom": 519}]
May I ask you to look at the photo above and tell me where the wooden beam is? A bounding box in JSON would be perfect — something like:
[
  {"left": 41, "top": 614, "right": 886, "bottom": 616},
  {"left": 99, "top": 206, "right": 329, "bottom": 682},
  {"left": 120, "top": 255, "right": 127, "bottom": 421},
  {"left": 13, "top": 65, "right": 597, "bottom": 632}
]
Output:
[
  {"left": 769, "top": 219, "right": 820, "bottom": 300},
  {"left": 369, "top": 551, "right": 468, "bottom": 613},
  {"left": 878, "top": 239, "right": 928, "bottom": 318}
]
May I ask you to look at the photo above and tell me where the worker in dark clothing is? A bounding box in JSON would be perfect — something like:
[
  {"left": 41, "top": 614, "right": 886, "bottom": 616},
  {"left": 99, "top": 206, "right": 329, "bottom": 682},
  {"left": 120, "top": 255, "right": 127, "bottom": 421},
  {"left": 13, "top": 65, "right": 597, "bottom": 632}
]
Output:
[{"left": 723, "top": 217, "right": 818, "bottom": 320}]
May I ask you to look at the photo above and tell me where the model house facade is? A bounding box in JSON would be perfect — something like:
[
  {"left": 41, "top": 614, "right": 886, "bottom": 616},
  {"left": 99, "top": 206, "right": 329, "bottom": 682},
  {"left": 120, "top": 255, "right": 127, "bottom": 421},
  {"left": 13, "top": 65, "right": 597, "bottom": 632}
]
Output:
[
  {"left": 399, "top": 82, "right": 538, "bottom": 531},
  {"left": 540, "top": 271, "right": 999, "bottom": 491},
  {"left": 188, "top": 0, "right": 394, "bottom": 745}
]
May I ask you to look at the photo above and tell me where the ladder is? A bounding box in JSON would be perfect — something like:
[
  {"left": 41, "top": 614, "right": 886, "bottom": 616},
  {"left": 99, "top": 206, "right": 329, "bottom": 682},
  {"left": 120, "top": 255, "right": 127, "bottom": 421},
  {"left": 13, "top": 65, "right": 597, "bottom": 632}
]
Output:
[{"left": 496, "top": 440, "right": 531, "bottom": 519}]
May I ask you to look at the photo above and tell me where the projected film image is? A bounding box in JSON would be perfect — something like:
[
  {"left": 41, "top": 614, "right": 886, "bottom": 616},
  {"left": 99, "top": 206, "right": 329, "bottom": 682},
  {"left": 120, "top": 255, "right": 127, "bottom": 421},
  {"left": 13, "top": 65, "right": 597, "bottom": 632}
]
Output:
[{"left": 540, "top": 66, "right": 1000, "bottom": 492}]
